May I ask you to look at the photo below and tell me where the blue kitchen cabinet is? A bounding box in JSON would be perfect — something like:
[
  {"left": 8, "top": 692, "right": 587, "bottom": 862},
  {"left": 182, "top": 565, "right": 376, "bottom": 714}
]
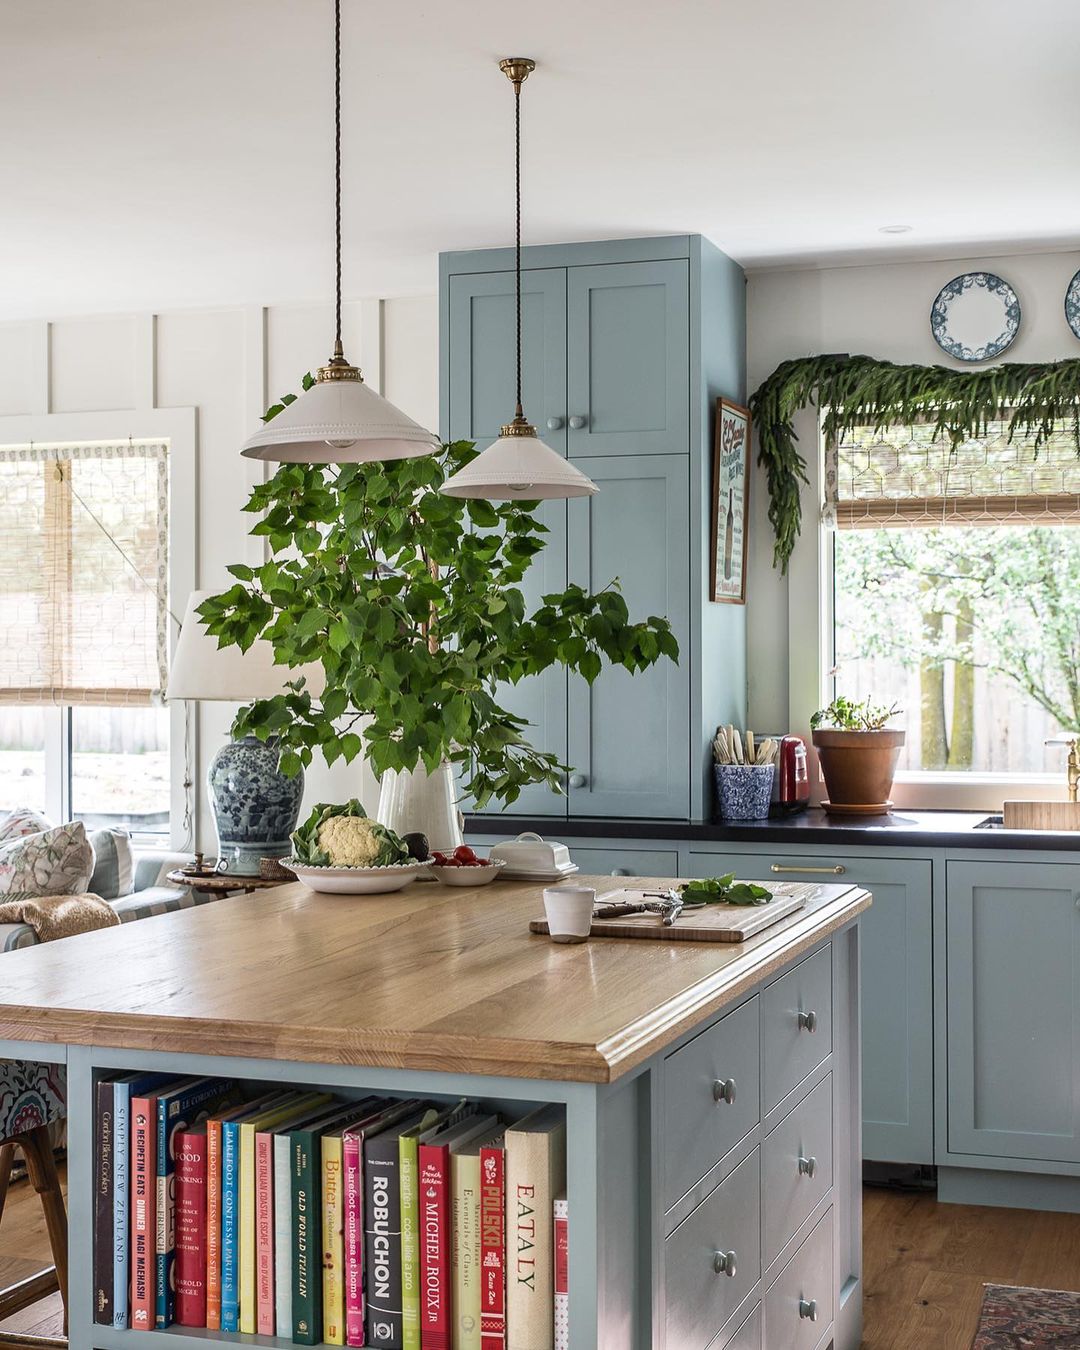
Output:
[
  {"left": 946, "top": 860, "right": 1080, "bottom": 1166},
  {"left": 686, "top": 848, "right": 935, "bottom": 1165},
  {"left": 567, "top": 456, "right": 691, "bottom": 819},
  {"left": 441, "top": 236, "right": 747, "bottom": 821},
  {"left": 566, "top": 260, "right": 690, "bottom": 456},
  {"left": 445, "top": 268, "right": 569, "bottom": 816}
]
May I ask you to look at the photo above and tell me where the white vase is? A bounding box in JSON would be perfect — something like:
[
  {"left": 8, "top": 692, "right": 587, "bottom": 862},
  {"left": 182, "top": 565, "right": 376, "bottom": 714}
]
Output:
[{"left": 375, "top": 760, "right": 464, "bottom": 853}]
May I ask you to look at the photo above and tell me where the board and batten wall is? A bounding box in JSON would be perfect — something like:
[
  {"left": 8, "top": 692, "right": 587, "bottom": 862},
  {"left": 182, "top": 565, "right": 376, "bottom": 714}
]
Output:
[
  {"left": 744, "top": 246, "right": 1080, "bottom": 740},
  {"left": 0, "top": 296, "right": 438, "bottom": 849}
]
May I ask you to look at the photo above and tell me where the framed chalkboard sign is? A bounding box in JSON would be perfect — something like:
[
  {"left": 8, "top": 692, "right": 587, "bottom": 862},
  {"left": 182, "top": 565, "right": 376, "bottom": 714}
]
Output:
[{"left": 711, "top": 398, "right": 750, "bottom": 604}]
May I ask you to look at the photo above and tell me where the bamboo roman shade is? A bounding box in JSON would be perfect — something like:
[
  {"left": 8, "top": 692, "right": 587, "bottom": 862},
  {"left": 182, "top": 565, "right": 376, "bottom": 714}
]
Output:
[
  {"left": 0, "top": 440, "right": 169, "bottom": 706},
  {"left": 824, "top": 419, "right": 1080, "bottom": 529}
]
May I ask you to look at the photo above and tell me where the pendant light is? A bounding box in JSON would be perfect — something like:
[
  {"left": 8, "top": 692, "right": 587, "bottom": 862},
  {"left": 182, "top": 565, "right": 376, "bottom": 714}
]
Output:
[
  {"left": 441, "top": 59, "right": 598, "bottom": 501},
  {"left": 241, "top": 0, "right": 439, "bottom": 464}
]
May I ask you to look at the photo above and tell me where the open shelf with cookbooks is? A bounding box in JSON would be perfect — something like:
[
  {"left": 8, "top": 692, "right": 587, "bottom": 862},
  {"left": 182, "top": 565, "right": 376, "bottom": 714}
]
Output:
[{"left": 87, "top": 1069, "right": 570, "bottom": 1350}]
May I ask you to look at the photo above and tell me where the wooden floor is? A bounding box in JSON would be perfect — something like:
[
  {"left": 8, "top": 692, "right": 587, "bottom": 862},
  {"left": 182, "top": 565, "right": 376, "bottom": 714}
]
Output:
[
  {"left": 3, "top": 1173, "right": 1080, "bottom": 1345},
  {"left": 863, "top": 1183, "right": 1080, "bottom": 1348}
]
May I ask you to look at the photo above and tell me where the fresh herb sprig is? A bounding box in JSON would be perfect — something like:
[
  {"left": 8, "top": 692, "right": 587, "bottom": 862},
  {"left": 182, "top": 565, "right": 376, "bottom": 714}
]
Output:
[{"left": 679, "top": 874, "right": 772, "bottom": 907}]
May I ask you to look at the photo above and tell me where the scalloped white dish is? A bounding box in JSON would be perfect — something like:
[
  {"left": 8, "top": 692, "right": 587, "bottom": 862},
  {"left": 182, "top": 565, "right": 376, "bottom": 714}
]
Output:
[{"left": 286, "top": 859, "right": 434, "bottom": 894}]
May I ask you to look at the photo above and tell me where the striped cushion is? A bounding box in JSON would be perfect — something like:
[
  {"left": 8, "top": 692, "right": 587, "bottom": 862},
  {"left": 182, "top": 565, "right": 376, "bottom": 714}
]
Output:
[{"left": 88, "top": 827, "right": 134, "bottom": 901}]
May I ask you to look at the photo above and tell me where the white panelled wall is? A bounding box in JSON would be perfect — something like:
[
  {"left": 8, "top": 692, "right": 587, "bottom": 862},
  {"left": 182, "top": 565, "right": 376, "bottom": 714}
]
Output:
[{"left": 0, "top": 296, "right": 439, "bottom": 850}]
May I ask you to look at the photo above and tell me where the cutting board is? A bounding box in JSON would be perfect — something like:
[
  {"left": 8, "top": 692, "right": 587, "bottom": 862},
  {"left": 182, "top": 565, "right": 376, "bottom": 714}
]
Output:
[
  {"left": 1003, "top": 800, "right": 1080, "bottom": 831},
  {"left": 529, "top": 884, "right": 815, "bottom": 944}
]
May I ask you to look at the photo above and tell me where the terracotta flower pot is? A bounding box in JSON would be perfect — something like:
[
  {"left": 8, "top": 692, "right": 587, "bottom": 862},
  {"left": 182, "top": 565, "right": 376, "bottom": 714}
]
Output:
[{"left": 811, "top": 728, "right": 906, "bottom": 808}]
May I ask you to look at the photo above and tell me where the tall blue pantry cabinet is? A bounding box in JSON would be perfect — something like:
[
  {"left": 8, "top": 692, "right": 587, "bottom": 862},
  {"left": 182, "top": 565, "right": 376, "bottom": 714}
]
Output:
[{"left": 439, "top": 236, "right": 747, "bottom": 820}]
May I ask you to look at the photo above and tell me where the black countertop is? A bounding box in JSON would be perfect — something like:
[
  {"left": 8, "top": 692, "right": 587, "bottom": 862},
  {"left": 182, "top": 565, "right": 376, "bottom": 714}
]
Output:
[{"left": 465, "top": 808, "right": 1080, "bottom": 852}]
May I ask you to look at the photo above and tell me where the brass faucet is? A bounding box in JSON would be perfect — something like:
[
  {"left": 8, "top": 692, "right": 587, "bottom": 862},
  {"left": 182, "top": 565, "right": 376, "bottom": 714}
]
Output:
[{"left": 1046, "top": 736, "right": 1080, "bottom": 802}]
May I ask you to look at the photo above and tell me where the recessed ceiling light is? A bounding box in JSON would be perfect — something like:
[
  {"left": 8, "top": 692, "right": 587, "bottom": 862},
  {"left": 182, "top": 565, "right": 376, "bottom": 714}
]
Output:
[{"left": 878, "top": 224, "right": 913, "bottom": 234}]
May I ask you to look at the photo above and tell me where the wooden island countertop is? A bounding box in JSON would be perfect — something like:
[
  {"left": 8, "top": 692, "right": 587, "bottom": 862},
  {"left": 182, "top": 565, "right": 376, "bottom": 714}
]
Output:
[{"left": 0, "top": 875, "right": 869, "bottom": 1082}]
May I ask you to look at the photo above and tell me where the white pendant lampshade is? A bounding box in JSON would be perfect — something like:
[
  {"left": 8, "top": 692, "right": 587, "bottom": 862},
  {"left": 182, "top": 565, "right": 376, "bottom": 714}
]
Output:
[
  {"left": 441, "top": 419, "right": 597, "bottom": 500},
  {"left": 166, "top": 591, "right": 325, "bottom": 703},
  {"left": 238, "top": 0, "right": 439, "bottom": 467},
  {"left": 240, "top": 358, "right": 440, "bottom": 464},
  {"left": 441, "top": 58, "right": 599, "bottom": 503}
]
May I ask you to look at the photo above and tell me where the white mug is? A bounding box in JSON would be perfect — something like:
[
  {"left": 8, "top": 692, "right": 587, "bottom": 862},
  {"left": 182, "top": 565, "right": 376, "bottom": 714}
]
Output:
[{"left": 543, "top": 885, "right": 596, "bottom": 944}]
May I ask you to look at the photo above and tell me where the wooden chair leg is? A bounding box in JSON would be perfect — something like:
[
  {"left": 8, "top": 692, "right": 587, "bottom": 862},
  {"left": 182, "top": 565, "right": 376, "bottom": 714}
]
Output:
[
  {"left": 13, "top": 1128, "right": 66, "bottom": 1337},
  {"left": 0, "top": 1144, "right": 14, "bottom": 1227}
]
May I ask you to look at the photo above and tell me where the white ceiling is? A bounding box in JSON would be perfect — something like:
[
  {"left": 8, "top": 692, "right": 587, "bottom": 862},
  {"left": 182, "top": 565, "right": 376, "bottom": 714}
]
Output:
[{"left": 4, "top": 0, "right": 1080, "bottom": 320}]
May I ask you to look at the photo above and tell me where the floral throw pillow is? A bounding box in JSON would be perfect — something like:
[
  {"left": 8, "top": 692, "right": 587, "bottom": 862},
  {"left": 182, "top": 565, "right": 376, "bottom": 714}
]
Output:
[
  {"left": 0, "top": 822, "right": 94, "bottom": 901},
  {"left": 0, "top": 807, "right": 53, "bottom": 845}
]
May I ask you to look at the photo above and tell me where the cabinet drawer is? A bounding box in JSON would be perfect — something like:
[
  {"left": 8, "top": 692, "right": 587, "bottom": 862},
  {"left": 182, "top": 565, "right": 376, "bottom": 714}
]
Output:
[
  {"left": 665, "top": 1148, "right": 761, "bottom": 1350},
  {"left": 722, "top": 1302, "right": 761, "bottom": 1350},
  {"left": 762, "top": 946, "right": 832, "bottom": 1114},
  {"left": 762, "top": 1074, "right": 832, "bottom": 1268},
  {"left": 763, "top": 1205, "right": 833, "bottom": 1350},
  {"left": 664, "top": 996, "right": 760, "bottom": 1209},
  {"left": 570, "top": 845, "right": 679, "bottom": 878}
]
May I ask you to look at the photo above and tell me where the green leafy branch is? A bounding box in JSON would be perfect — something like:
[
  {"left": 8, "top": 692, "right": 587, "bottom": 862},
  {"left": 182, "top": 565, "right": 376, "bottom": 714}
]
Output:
[
  {"left": 749, "top": 354, "right": 1080, "bottom": 574},
  {"left": 198, "top": 421, "right": 678, "bottom": 809}
]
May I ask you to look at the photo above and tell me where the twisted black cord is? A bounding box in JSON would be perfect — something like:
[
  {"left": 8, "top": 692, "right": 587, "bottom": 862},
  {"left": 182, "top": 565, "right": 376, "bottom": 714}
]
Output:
[
  {"left": 514, "top": 79, "right": 522, "bottom": 418},
  {"left": 334, "top": 0, "right": 343, "bottom": 352}
]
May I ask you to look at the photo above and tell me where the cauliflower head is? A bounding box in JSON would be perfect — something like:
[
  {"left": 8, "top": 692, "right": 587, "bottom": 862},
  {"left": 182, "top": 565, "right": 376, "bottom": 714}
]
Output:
[{"left": 290, "top": 800, "right": 411, "bottom": 868}]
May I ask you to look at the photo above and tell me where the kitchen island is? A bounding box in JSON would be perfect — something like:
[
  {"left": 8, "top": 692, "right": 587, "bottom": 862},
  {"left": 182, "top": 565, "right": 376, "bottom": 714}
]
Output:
[{"left": 0, "top": 875, "right": 869, "bottom": 1350}]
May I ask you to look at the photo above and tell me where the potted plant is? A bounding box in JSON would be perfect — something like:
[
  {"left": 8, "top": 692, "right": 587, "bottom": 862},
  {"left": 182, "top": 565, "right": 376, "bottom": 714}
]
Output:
[
  {"left": 810, "top": 696, "right": 904, "bottom": 813},
  {"left": 198, "top": 420, "right": 679, "bottom": 843}
]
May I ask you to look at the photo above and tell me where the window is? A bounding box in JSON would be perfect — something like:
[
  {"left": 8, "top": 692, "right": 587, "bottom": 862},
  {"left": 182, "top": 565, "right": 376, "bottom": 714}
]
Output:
[
  {"left": 0, "top": 440, "right": 171, "bottom": 836},
  {"left": 828, "top": 420, "right": 1080, "bottom": 781}
]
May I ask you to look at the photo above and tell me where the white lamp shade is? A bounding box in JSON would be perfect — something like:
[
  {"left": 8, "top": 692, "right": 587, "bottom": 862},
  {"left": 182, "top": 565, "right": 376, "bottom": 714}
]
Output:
[
  {"left": 166, "top": 591, "right": 326, "bottom": 702},
  {"left": 440, "top": 431, "right": 598, "bottom": 500},
  {"left": 240, "top": 377, "right": 440, "bottom": 464}
]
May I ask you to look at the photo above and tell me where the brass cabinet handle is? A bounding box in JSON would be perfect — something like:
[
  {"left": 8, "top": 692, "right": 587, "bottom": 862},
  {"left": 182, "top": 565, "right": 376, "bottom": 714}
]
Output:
[
  {"left": 771, "top": 863, "right": 846, "bottom": 875},
  {"left": 798, "top": 1009, "right": 818, "bottom": 1033},
  {"left": 712, "top": 1077, "right": 736, "bottom": 1105},
  {"left": 713, "top": 1249, "right": 737, "bottom": 1277},
  {"left": 798, "top": 1154, "right": 817, "bottom": 1178},
  {"left": 799, "top": 1298, "right": 819, "bottom": 1322}
]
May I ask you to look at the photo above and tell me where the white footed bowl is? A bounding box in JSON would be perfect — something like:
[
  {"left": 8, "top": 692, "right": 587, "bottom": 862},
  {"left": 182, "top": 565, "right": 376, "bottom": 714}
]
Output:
[{"left": 287, "top": 859, "right": 433, "bottom": 895}]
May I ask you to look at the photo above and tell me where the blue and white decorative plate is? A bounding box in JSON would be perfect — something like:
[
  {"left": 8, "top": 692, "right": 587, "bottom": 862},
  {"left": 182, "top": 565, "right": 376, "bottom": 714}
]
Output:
[
  {"left": 930, "top": 272, "right": 1021, "bottom": 362},
  {"left": 1065, "top": 268, "right": 1080, "bottom": 340}
]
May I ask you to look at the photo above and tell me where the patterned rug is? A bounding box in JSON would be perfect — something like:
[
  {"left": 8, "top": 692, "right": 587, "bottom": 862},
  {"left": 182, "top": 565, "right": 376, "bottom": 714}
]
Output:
[{"left": 974, "top": 1285, "right": 1080, "bottom": 1347}]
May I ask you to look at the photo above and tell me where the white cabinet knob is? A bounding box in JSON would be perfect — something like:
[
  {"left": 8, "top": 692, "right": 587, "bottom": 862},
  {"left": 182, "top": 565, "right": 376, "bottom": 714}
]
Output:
[
  {"left": 569, "top": 415, "right": 587, "bottom": 429},
  {"left": 568, "top": 772, "right": 587, "bottom": 789}
]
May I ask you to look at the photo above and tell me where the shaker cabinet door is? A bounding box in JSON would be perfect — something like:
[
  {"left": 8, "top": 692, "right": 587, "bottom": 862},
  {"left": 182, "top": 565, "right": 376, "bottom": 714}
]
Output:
[
  {"left": 566, "top": 455, "right": 690, "bottom": 818},
  {"left": 447, "top": 267, "right": 567, "bottom": 449},
  {"left": 947, "top": 860, "right": 1080, "bottom": 1164},
  {"left": 447, "top": 268, "right": 570, "bottom": 816},
  {"left": 566, "top": 260, "right": 689, "bottom": 456}
]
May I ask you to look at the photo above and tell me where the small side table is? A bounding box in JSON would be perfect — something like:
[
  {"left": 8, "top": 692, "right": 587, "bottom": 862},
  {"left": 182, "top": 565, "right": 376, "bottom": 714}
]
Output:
[{"left": 166, "top": 869, "right": 290, "bottom": 898}]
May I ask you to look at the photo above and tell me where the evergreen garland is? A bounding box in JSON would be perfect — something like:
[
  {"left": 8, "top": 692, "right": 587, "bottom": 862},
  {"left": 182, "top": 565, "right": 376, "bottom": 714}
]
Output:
[{"left": 749, "top": 354, "right": 1080, "bottom": 573}]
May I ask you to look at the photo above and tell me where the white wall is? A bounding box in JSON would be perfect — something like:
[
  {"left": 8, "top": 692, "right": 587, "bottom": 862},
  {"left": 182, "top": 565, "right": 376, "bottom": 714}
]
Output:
[
  {"left": 745, "top": 247, "right": 1080, "bottom": 732},
  {"left": 0, "top": 294, "right": 439, "bottom": 849}
]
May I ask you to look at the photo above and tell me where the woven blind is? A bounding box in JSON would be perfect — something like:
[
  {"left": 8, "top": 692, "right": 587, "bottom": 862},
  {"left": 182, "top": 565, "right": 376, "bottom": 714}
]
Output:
[
  {"left": 0, "top": 441, "right": 169, "bottom": 706},
  {"left": 824, "top": 419, "right": 1080, "bottom": 529}
]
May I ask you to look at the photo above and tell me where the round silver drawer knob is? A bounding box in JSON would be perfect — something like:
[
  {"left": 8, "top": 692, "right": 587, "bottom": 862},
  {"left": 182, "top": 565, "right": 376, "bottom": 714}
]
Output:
[
  {"left": 568, "top": 414, "right": 588, "bottom": 429},
  {"left": 546, "top": 416, "right": 564, "bottom": 430},
  {"left": 712, "top": 1078, "right": 737, "bottom": 1105},
  {"left": 713, "top": 1249, "right": 737, "bottom": 1278},
  {"left": 798, "top": 1155, "right": 817, "bottom": 1178},
  {"left": 798, "top": 1009, "right": 818, "bottom": 1033},
  {"left": 568, "top": 772, "right": 587, "bottom": 789},
  {"left": 799, "top": 1298, "right": 818, "bottom": 1322}
]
